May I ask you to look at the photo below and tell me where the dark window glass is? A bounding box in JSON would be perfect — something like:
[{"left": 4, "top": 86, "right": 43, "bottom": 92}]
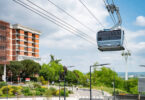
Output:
[
  {"left": 0, "top": 46, "right": 5, "bottom": 50},
  {"left": 0, "top": 25, "right": 6, "bottom": 30},
  {"left": 98, "top": 30, "right": 121, "bottom": 41},
  {"left": 0, "top": 35, "right": 6, "bottom": 41},
  {"left": 0, "top": 56, "right": 6, "bottom": 60}
]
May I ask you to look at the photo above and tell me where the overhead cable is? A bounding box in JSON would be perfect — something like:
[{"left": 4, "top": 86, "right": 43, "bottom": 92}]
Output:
[
  {"left": 26, "top": 0, "right": 94, "bottom": 40},
  {"left": 103, "top": 0, "right": 116, "bottom": 25},
  {"left": 47, "top": 0, "right": 96, "bottom": 33},
  {"left": 79, "top": 0, "right": 105, "bottom": 28},
  {"left": 13, "top": 0, "right": 97, "bottom": 46}
]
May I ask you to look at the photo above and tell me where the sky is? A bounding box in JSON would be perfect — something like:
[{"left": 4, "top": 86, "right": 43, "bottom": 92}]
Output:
[{"left": 0, "top": 0, "right": 145, "bottom": 73}]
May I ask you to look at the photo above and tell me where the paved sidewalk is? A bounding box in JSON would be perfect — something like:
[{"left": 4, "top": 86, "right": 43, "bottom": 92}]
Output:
[{"left": 0, "top": 97, "right": 77, "bottom": 100}]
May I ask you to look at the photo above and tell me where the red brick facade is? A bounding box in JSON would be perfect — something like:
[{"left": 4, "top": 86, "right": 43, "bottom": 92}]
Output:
[{"left": 0, "top": 20, "right": 41, "bottom": 64}]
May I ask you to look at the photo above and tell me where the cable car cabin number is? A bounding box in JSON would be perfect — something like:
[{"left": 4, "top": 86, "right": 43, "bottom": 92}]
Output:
[{"left": 97, "top": 29, "right": 125, "bottom": 51}]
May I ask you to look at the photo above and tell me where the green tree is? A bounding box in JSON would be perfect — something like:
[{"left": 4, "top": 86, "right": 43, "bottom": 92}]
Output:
[
  {"left": 7, "top": 61, "right": 23, "bottom": 77},
  {"left": 73, "top": 70, "right": 88, "bottom": 86},
  {"left": 21, "top": 59, "right": 41, "bottom": 78},
  {"left": 91, "top": 67, "right": 124, "bottom": 89},
  {"left": 65, "top": 70, "right": 77, "bottom": 83},
  {"left": 125, "top": 78, "right": 138, "bottom": 94},
  {"left": 39, "top": 55, "right": 64, "bottom": 82}
]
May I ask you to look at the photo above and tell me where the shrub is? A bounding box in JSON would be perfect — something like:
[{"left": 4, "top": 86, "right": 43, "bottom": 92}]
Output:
[
  {"left": 33, "top": 83, "right": 41, "bottom": 88},
  {"left": 43, "top": 89, "right": 52, "bottom": 97},
  {"left": 68, "top": 90, "right": 73, "bottom": 94},
  {"left": 55, "top": 89, "right": 70, "bottom": 96},
  {"left": 35, "top": 90, "right": 41, "bottom": 96},
  {"left": 38, "top": 76, "right": 48, "bottom": 85},
  {"left": 0, "top": 85, "right": 19, "bottom": 96},
  {"left": 0, "top": 86, "right": 9, "bottom": 94},
  {"left": 26, "top": 82, "right": 34, "bottom": 90},
  {"left": 35, "top": 87, "right": 47, "bottom": 96},
  {"left": 0, "top": 82, "right": 7, "bottom": 88},
  {"left": 55, "top": 90, "right": 59, "bottom": 96},
  {"left": 11, "top": 86, "right": 22, "bottom": 95},
  {"left": 60, "top": 90, "right": 69, "bottom": 96},
  {"left": 21, "top": 87, "right": 33, "bottom": 96},
  {"left": 49, "top": 87, "right": 57, "bottom": 95},
  {"left": 56, "top": 88, "right": 69, "bottom": 96}
]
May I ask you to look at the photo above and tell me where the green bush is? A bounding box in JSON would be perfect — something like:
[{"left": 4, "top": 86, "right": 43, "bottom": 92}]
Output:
[
  {"left": 68, "top": 90, "right": 73, "bottom": 94},
  {"left": 0, "top": 82, "right": 7, "bottom": 88},
  {"left": 35, "top": 90, "right": 41, "bottom": 96},
  {"left": 43, "top": 89, "right": 52, "bottom": 97},
  {"left": 60, "top": 90, "right": 69, "bottom": 96},
  {"left": 11, "top": 86, "right": 22, "bottom": 95},
  {"left": 38, "top": 76, "right": 48, "bottom": 85},
  {"left": 21, "top": 87, "right": 33, "bottom": 96},
  {"left": 35, "top": 87, "right": 47, "bottom": 96},
  {"left": 0, "top": 85, "right": 22, "bottom": 97},
  {"left": 55, "top": 89, "right": 70, "bottom": 96},
  {"left": 33, "top": 83, "right": 41, "bottom": 88},
  {"left": 49, "top": 87, "right": 57, "bottom": 95}
]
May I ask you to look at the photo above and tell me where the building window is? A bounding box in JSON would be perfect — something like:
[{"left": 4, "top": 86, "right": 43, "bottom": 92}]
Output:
[
  {"left": 16, "top": 29, "right": 20, "bottom": 33},
  {"left": 16, "top": 51, "right": 20, "bottom": 55},
  {"left": 0, "top": 56, "right": 6, "bottom": 60},
  {"left": 0, "top": 46, "right": 5, "bottom": 50},
  {"left": 0, "top": 35, "right": 6, "bottom": 41},
  {"left": 0, "top": 25, "right": 6, "bottom": 30},
  {"left": 24, "top": 52, "right": 27, "bottom": 56},
  {"left": 32, "top": 53, "right": 35, "bottom": 56}
]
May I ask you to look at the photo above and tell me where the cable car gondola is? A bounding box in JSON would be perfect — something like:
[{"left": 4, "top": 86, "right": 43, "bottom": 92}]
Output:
[
  {"left": 97, "top": 29, "right": 125, "bottom": 51},
  {"left": 97, "top": 1, "right": 125, "bottom": 51}
]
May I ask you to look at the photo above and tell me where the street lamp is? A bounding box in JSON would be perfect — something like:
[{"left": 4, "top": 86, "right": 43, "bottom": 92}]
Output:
[
  {"left": 63, "top": 66, "right": 74, "bottom": 100},
  {"left": 59, "top": 71, "right": 61, "bottom": 100},
  {"left": 139, "top": 65, "right": 145, "bottom": 67},
  {"left": 103, "top": 66, "right": 116, "bottom": 100},
  {"left": 90, "top": 63, "right": 110, "bottom": 100}
]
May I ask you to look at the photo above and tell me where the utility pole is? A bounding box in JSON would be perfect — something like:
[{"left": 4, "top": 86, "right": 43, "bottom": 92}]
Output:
[
  {"left": 3, "top": 64, "right": 6, "bottom": 82},
  {"left": 121, "top": 50, "right": 131, "bottom": 80},
  {"left": 63, "top": 66, "right": 74, "bottom": 100},
  {"left": 90, "top": 66, "right": 92, "bottom": 100},
  {"left": 89, "top": 63, "right": 110, "bottom": 100}
]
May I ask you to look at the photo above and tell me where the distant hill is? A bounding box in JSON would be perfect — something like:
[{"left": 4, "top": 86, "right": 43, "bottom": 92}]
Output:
[{"left": 117, "top": 72, "right": 145, "bottom": 78}]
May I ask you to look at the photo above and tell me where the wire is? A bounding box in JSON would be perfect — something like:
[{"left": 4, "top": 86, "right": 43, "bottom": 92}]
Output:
[
  {"left": 106, "top": 0, "right": 116, "bottom": 24},
  {"left": 112, "top": 0, "right": 115, "bottom": 5},
  {"left": 47, "top": 0, "right": 96, "bottom": 33},
  {"left": 109, "top": 12, "right": 116, "bottom": 24},
  {"left": 13, "top": 0, "right": 97, "bottom": 46},
  {"left": 79, "top": 0, "right": 105, "bottom": 28},
  {"left": 26, "top": 0, "right": 94, "bottom": 40},
  {"left": 103, "top": 0, "right": 116, "bottom": 25}
]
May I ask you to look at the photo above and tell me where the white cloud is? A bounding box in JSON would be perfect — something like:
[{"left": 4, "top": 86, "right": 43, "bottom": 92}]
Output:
[{"left": 135, "top": 16, "right": 145, "bottom": 26}]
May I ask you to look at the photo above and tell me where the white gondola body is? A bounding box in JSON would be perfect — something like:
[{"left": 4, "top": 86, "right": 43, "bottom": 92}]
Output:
[{"left": 97, "top": 29, "right": 125, "bottom": 51}]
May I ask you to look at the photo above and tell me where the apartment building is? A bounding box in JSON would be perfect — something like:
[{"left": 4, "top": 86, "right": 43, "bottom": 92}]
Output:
[
  {"left": 0, "top": 20, "right": 41, "bottom": 64},
  {"left": 0, "top": 20, "right": 11, "bottom": 64}
]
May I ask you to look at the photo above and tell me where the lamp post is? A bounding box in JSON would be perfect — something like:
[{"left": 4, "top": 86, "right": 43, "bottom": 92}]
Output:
[
  {"left": 90, "top": 63, "right": 110, "bottom": 100},
  {"left": 63, "top": 66, "right": 74, "bottom": 100},
  {"left": 105, "top": 66, "right": 116, "bottom": 100},
  {"left": 59, "top": 72, "right": 61, "bottom": 100},
  {"left": 140, "top": 65, "right": 145, "bottom": 67}
]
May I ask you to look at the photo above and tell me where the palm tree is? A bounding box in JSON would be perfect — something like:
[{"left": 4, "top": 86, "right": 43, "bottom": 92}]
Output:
[{"left": 50, "top": 54, "right": 61, "bottom": 64}]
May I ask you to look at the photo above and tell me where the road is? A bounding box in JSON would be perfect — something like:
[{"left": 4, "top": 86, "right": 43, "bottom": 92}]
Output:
[{"left": 69, "top": 87, "right": 111, "bottom": 99}]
